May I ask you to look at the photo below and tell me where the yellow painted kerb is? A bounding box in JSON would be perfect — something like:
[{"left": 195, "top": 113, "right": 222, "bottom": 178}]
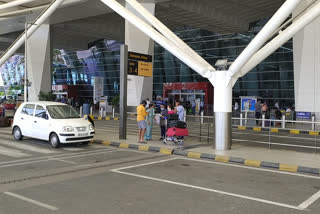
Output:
[
  {"left": 309, "top": 131, "right": 319, "bottom": 136},
  {"left": 138, "top": 145, "right": 149, "bottom": 152},
  {"left": 187, "top": 152, "right": 201, "bottom": 159},
  {"left": 253, "top": 127, "right": 261, "bottom": 132},
  {"left": 290, "top": 130, "right": 300, "bottom": 134},
  {"left": 238, "top": 126, "right": 246, "bottom": 130},
  {"left": 119, "top": 143, "right": 129, "bottom": 149},
  {"left": 102, "top": 141, "right": 111, "bottom": 146},
  {"left": 160, "top": 148, "right": 173, "bottom": 154},
  {"left": 279, "top": 164, "right": 298, "bottom": 172},
  {"left": 244, "top": 160, "right": 261, "bottom": 167},
  {"left": 271, "top": 128, "right": 279, "bottom": 133},
  {"left": 105, "top": 117, "right": 111, "bottom": 120},
  {"left": 215, "top": 155, "right": 229, "bottom": 162},
  {"left": 114, "top": 117, "right": 119, "bottom": 121}
]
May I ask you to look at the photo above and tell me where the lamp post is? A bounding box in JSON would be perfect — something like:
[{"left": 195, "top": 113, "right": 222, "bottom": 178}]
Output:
[{"left": 24, "top": 22, "right": 28, "bottom": 102}]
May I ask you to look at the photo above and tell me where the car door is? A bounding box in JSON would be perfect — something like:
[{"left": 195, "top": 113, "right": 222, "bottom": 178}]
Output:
[
  {"left": 32, "top": 105, "right": 49, "bottom": 140},
  {"left": 20, "top": 104, "right": 35, "bottom": 137}
]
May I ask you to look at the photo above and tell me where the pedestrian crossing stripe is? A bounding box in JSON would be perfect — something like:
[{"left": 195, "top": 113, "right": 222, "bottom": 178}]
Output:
[
  {"left": 0, "top": 145, "right": 30, "bottom": 158},
  {"left": 0, "top": 141, "right": 57, "bottom": 154}
]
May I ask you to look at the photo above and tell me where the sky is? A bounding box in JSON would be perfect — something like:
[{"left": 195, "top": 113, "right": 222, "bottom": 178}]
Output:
[{"left": 0, "top": 75, "right": 3, "bottom": 86}]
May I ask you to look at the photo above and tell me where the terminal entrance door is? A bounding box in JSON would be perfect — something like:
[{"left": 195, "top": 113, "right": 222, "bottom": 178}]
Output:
[{"left": 168, "top": 90, "right": 205, "bottom": 113}]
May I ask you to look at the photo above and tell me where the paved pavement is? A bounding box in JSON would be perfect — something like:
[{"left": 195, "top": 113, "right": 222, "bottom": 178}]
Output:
[{"left": 0, "top": 125, "right": 320, "bottom": 213}]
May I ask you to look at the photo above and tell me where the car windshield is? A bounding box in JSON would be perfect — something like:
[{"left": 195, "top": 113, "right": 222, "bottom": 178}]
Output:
[{"left": 47, "top": 105, "right": 80, "bottom": 119}]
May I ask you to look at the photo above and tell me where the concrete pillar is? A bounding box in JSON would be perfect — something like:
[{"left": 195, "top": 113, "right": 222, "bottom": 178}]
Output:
[
  {"left": 293, "top": 1, "right": 320, "bottom": 114},
  {"left": 27, "top": 24, "right": 52, "bottom": 102},
  {"left": 210, "top": 71, "right": 232, "bottom": 150},
  {"left": 125, "top": 0, "right": 154, "bottom": 111}
]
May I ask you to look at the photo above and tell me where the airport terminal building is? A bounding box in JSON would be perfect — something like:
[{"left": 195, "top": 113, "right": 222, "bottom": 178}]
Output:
[{"left": 0, "top": 0, "right": 317, "bottom": 114}]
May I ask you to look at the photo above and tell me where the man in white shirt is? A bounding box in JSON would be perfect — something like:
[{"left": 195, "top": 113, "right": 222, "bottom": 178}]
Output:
[{"left": 146, "top": 98, "right": 150, "bottom": 109}]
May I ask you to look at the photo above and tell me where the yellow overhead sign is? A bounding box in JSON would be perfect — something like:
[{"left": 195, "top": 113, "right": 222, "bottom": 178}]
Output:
[{"left": 128, "top": 51, "right": 153, "bottom": 77}]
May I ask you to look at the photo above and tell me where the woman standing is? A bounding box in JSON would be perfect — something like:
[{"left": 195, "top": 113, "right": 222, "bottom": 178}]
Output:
[{"left": 145, "top": 103, "right": 155, "bottom": 141}]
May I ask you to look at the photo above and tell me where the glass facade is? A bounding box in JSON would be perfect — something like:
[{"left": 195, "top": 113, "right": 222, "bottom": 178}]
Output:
[{"left": 0, "top": 19, "right": 294, "bottom": 107}]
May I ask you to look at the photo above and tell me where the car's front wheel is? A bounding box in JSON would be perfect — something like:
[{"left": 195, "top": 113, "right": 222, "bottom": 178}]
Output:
[
  {"left": 13, "top": 126, "right": 23, "bottom": 141},
  {"left": 49, "top": 133, "right": 60, "bottom": 148}
]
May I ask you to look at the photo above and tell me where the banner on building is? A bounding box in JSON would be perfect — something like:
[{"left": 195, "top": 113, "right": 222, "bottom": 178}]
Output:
[
  {"left": 94, "top": 77, "right": 104, "bottom": 104},
  {"left": 128, "top": 51, "right": 153, "bottom": 77}
]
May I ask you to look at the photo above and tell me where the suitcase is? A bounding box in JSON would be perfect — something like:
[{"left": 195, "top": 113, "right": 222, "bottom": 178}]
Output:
[
  {"left": 166, "top": 127, "right": 189, "bottom": 137},
  {"left": 167, "top": 120, "right": 187, "bottom": 128},
  {"left": 167, "top": 114, "right": 179, "bottom": 120}
]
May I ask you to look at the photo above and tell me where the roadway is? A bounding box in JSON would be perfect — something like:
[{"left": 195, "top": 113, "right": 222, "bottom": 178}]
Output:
[{"left": 0, "top": 126, "right": 320, "bottom": 213}]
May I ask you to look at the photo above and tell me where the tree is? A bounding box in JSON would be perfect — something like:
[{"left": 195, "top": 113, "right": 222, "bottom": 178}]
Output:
[{"left": 38, "top": 91, "right": 56, "bottom": 101}]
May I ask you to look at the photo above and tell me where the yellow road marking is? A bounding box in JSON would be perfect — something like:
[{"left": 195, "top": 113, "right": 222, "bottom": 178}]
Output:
[
  {"left": 279, "top": 164, "right": 298, "bottom": 172},
  {"left": 215, "top": 155, "right": 229, "bottom": 162},
  {"left": 187, "top": 152, "right": 201, "bottom": 159},
  {"left": 138, "top": 145, "right": 149, "bottom": 152},
  {"left": 160, "top": 148, "right": 172, "bottom": 154},
  {"left": 119, "top": 143, "right": 129, "bottom": 149},
  {"left": 244, "top": 160, "right": 261, "bottom": 167}
]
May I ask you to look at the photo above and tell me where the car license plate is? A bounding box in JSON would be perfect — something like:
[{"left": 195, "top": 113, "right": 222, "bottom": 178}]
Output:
[{"left": 78, "top": 133, "right": 88, "bottom": 137}]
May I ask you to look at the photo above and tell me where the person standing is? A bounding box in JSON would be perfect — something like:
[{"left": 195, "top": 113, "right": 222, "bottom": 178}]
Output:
[
  {"left": 255, "top": 100, "right": 261, "bottom": 126},
  {"left": 200, "top": 100, "right": 204, "bottom": 112},
  {"left": 191, "top": 100, "right": 196, "bottom": 115},
  {"left": 146, "top": 98, "right": 150, "bottom": 109},
  {"left": 145, "top": 104, "right": 155, "bottom": 141},
  {"left": 159, "top": 104, "right": 168, "bottom": 140},
  {"left": 175, "top": 101, "right": 185, "bottom": 121},
  {"left": 137, "top": 100, "right": 149, "bottom": 143}
]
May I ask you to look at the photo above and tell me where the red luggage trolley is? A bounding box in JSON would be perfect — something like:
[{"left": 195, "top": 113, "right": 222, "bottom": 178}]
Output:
[{"left": 163, "top": 122, "right": 189, "bottom": 146}]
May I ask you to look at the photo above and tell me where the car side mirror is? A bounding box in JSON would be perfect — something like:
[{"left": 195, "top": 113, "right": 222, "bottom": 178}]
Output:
[{"left": 42, "top": 113, "right": 48, "bottom": 120}]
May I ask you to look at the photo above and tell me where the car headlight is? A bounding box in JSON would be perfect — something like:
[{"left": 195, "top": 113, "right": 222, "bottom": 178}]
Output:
[
  {"left": 89, "top": 124, "right": 94, "bottom": 131},
  {"left": 61, "top": 126, "right": 74, "bottom": 132}
]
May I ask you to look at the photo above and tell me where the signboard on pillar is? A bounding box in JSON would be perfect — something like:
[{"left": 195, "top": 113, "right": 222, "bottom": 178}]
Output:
[
  {"left": 93, "top": 77, "right": 104, "bottom": 104},
  {"left": 128, "top": 51, "right": 153, "bottom": 77}
]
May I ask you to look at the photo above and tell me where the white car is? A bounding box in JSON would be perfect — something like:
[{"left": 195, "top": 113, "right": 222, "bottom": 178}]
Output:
[{"left": 12, "top": 101, "right": 95, "bottom": 148}]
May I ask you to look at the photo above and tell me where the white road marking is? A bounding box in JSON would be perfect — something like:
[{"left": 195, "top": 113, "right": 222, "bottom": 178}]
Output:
[
  {"left": 62, "top": 147, "right": 85, "bottom": 152},
  {"left": 233, "top": 138, "right": 317, "bottom": 149},
  {"left": 0, "top": 141, "right": 58, "bottom": 154},
  {"left": 180, "top": 157, "right": 320, "bottom": 180},
  {"left": 0, "top": 147, "right": 115, "bottom": 166},
  {"left": 111, "top": 157, "right": 180, "bottom": 171},
  {"left": 0, "top": 149, "right": 121, "bottom": 168},
  {"left": 4, "top": 192, "right": 58, "bottom": 211},
  {"left": 89, "top": 144, "right": 106, "bottom": 148},
  {"left": 111, "top": 169, "right": 303, "bottom": 210},
  {"left": 49, "top": 158, "right": 76, "bottom": 164},
  {"left": 0, "top": 146, "right": 30, "bottom": 158},
  {"left": 298, "top": 190, "right": 320, "bottom": 209}
]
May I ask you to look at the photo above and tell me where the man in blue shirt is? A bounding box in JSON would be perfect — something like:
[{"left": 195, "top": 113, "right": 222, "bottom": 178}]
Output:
[{"left": 175, "top": 101, "right": 185, "bottom": 121}]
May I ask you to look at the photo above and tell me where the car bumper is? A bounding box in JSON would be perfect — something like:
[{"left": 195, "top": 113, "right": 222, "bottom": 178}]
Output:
[{"left": 59, "top": 132, "right": 95, "bottom": 143}]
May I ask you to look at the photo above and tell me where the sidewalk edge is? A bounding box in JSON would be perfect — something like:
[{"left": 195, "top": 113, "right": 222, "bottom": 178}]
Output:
[{"left": 91, "top": 140, "right": 320, "bottom": 176}]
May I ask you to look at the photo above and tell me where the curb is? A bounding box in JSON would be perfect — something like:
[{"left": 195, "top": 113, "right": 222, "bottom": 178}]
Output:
[
  {"left": 91, "top": 140, "right": 320, "bottom": 176},
  {"left": 233, "top": 125, "right": 319, "bottom": 136},
  {"left": 83, "top": 115, "right": 119, "bottom": 121}
]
